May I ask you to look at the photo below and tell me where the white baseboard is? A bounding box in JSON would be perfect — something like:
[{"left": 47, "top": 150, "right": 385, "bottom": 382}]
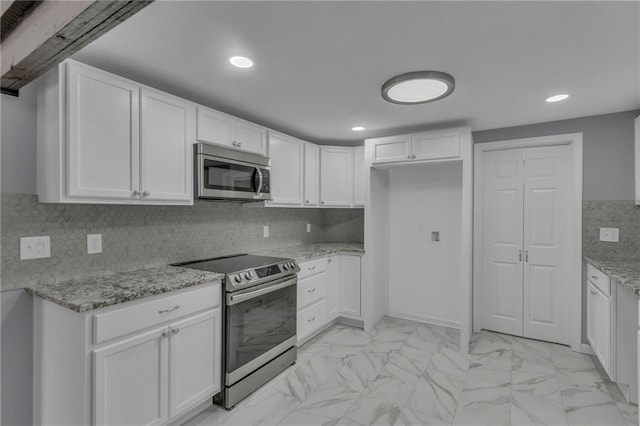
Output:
[
  {"left": 579, "top": 343, "right": 595, "bottom": 355},
  {"left": 386, "top": 311, "right": 461, "bottom": 330}
]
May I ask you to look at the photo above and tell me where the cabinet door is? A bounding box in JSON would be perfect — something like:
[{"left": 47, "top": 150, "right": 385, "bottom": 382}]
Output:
[
  {"left": 595, "top": 287, "right": 611, "bottom": 374},
  {"left": 320, "top": 147, "right": 353, "bottom": 207},
  {"left": 93, "top": 327, "right": 168, "bottom": 426},
  {"left": 340, "top": 255, "right": 361, "bottom": 317},
  {"left": 370, "top": 136, "right": 410, "bottom": 164},
  {"left": 411, "top": 129, "right": 460, "bottom": 161},
  {"left": 67, "top": 62, "right": 140, "bottom": 200},
  {"left": 168, "top": 309, "right": 221, "bottom": 420},
  {"left": 196, "top": 106, "right": 235, "bottom": 149},
  {"left": 235, "top": 120, "right": 267, "bottom": 156},
  {"left": 298, "top": 270, "right": 327, "bottom": 310},
  {"left": 587, "top": 281, "right": 598, "bottom": 355},
  {"left": 326, "top": 256, "right": 340, "bottom": 319},
  {"left": 304, "top": 143, "right": 320, "bottom": 206},
  {"left": 353, "top": 146, "right": 365, "bottom": 206},
  {"left": 140, "top": 89, "right": 195, "bottom": 203},
  {"left": 268, "top": 133, "right": 303, "bottom": 205}
]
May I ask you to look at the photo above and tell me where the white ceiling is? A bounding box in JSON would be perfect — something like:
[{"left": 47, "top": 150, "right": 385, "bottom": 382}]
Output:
[{"left": 73, "top": 1, "right": 640, "bottom": 146}]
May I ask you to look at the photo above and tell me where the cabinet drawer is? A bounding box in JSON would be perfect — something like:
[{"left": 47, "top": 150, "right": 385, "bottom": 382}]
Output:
[
  {"left": 298, "top": 272, "right": 326, "bottom": 309},
  {"left": 298, "top": 299, "right": 327, "bottom": 341},
  {"left": 93, "top": 283, "right": 220, "bottom": 344},
  {"left": 298, "top": 258, "right": 327, "bottom": 280},
  {"left": 587, "top": 263, "right": 611, "bottom": 296}
]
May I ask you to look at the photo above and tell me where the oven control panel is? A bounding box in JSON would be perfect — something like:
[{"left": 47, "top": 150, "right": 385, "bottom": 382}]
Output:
[{"left": 228, "top": 260, "right": 299, "bottom": 290}]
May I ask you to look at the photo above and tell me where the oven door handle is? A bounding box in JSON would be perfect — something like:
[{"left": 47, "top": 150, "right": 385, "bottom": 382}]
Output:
[
  {"left": 254, "top": 167, "right": 263, "bottom": 196},
  {"left": 227, "top": 276, "right": 296, "bottom": 305}
]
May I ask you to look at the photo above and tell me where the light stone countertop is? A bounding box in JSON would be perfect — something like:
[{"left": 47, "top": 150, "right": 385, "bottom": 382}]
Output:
[
  {"left": 26, "top": 266, "right": 224, "bottom": 313},
  {"left": 255, "top": 243, "right": 364, "bottom": 263},
  {"left": 583, "top": 256, "right": 640, "bottom": 297}
]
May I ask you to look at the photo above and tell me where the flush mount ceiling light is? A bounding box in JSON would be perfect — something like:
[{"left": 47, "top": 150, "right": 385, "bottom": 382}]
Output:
[
  {"left": 381, "top": 71, "right": 455, "bottom": 105},
  {"left": 546, "top": 94, "right": 569, "bottom": 103},
  {"left": 351, "top": 126, "right": 366, "bottom": 131},
  {"left": 229, "top": 56, "right": 253, "bottom": 68}
]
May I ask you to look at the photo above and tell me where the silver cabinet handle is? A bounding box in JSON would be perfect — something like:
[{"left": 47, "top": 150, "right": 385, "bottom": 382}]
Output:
[
  {"left": 321, "top": 201, "right": 325, "bottom": 205},
  {"left": 407, "top": 155, "right": 411, "bottom": 159},
  {"left": 591, "top": 275, "right": 597, "bottom": 280},
  {"left": 161, "top": 331, "right": 168, "bottom": 338},
  {"left": 158, "top": 305, "right": 180, "bottom": 314},
  {"left": 307, "top": 316, "right": 316, "bottom": 322},
  {"left": 308, "top": 266, "right": 316, "bottom": 271},
  {"left": 412, "top": 154, "right": 416, "bottom": 159},
  {"left": 308, "top": 288, "right": 316, "bottom": 293},
  {"left": 232, "top": 141, "right": 238, "bottom": 147},
  {"left": 132, "top": 190, "right": 140, "bottom": 197},
  {"left": 171, "top": 328, "right": 180, "bottom": 334},
  {"left": 142, "top": 191, "right": 150, "bottom": 197},
  {"left": 590, "top": 290, "right": 597, "bottom": 296},
  {"left": 237, "top": 142, "right": 242, "bottom": 148},
  {"left": 518, "top": 250, "right": 522, "bottom": 261},
  {"left": 525, "top": 250, "right": 529, "bottom": 262},
  {"left": 305, "top": 200, "right": 310, "bottom": 203}
]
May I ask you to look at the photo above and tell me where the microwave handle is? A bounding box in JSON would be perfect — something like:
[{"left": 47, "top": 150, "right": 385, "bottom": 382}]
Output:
[{"left": 254, "top": 167, "right": 263, "bottom": 195}]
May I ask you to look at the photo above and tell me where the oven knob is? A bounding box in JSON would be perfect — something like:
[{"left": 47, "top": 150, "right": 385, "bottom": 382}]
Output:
[
  {"left": 234, "top": 275, "right": 242, "bottom": 283},
  {"left": 244, "top": 272, "right": 251, "bottom": 280},
  {"left": 282, "top": 263, "right": 289, "bottom": 270},
  {"left": 290, "top": 262, "right": 296, "bottom": 268}
]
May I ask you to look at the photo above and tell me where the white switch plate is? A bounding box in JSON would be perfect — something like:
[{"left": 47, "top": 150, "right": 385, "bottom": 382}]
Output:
[
  {"left": 263, "top": 225, "right": 269, "bottom": 238},
  {"left": 599, "top": 227, "right": 619, "bottom": 242},
  {"left": 307, "top": 223, "right": 311, "bottom": 233},
  {"left": 87, "top": 234, "right": 102, "bottom": 254},
  {"left": 20, "top": 236, "right": 51, "bottom": 260}
]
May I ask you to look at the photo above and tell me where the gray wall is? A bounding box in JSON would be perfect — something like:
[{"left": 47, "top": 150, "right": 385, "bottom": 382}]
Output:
[{"left": 473, "top": 110, "right": 640, "bottom": 201}]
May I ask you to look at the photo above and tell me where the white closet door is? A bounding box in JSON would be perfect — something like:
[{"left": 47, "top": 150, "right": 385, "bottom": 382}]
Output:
[
  {"left": 522, "top": 145, "right": 570, "bottom": 344},
  {"left": 481, "top": 149, "right": 525, "bottom": 336}
]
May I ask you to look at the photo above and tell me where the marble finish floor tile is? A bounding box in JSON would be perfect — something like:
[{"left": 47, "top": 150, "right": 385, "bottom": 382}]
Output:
[{"left": 183, "top": 317, "right": 638, "bottom": 426}]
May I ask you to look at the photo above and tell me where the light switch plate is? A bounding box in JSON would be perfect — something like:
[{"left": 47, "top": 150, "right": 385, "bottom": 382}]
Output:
[
  {"left": 263, "top": 225, "right": 269, "bottom": 238},
  {"left": 307, "top": 223, "right": 311, "bottom": 233},
  {"left": 599, "top": 227, "right": 619, "bottom": 242},
  {"left": 87, "top": 234, "right": 102, "bottom": 254},
  {"left": 20, "top": 236, "right": 51, "bottom": 260}
]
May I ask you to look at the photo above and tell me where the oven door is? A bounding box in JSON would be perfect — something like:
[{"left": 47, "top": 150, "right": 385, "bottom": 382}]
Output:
[
  {"left": 198, "top": 155, "right": 271, "bottom": 201},
  {"left": 225, "top": 275, "right": 297, "bottom": 385}
]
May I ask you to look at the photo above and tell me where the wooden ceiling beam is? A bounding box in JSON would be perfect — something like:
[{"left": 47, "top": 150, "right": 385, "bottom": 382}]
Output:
[{"left": 1, "top": 0, "right": 153, "bottom": 96}]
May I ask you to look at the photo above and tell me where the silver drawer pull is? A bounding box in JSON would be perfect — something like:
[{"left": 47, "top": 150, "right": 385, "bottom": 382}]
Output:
[
  {"left": 171, "top": 328, "right": 180, "bottom": 334},
  {"left": 308, "top": 316, "right": 316, "bottom": 322},
  {"left": 161, "top": 331, "right": 168, "bottom": 338},
  {"left": 158, "top": 305, "right": 180, "bottom": 314},
  {"left": 591, "top": 275, "right": 597, "bottom": 280},
  {"left": 308, "top": 266, "right": 316, "bottom": 271},
  {"left": 590, "top": 290, "right": 597, "bottom": 295},
  {"left": 308, "top": 288, "right": 316, "bottom": 293}
]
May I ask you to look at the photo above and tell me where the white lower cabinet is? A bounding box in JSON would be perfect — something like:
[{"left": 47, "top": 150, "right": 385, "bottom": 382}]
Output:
[
  {"left": 587, "top": 280, "right": 612, "bottom": 375},
  {"left": 296, "top": 254, "right": 362, "bottom": 343},
  {"left": 35, "top": 282, "right": 222, "bottom": 426}
]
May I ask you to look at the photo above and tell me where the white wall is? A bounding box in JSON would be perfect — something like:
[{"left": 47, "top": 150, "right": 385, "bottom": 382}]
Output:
[
  {"left": 1, "top": 84, "right": 37, "bottom": 194},
  {"left": 387, "top": 163, "right": 462, "bottom": 327}
]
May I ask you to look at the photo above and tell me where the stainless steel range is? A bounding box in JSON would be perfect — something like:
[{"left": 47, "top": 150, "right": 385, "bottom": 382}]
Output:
[{"left": 172, "top": 254, "right": 300, "bottom": 409}]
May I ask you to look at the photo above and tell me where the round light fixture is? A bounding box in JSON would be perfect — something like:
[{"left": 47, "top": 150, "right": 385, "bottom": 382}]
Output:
[
  {"left": 546, "top": 94, "right": 569, "bottom": 103},
  {"left": 382, "top": 71, "right": 455, "bottom": 105},
  {"left": 351, "top": 126, "right": 365, "bottom": 131},
  {"left": 229, "top": 56, "right": 254, "bottom": 68}
]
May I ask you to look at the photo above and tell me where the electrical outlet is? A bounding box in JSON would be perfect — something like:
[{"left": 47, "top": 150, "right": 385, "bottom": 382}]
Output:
[
  {"left": 599, "top": 227, "right": 619, "bottom": 242},
  {"left": 87, "top": 234, "right": 102, "bottom": 254},
  {"left": 263, "top": 225, "right": 269, "bottom": 238},
  {"left": 20, "top": 236, "right": 51, "bottom": 260},
  {"left": 307, "top": 223, "right": 311, "bottom": 233},
  {"left": 431, "top": 231, "right": 440, "bottom": 242}
]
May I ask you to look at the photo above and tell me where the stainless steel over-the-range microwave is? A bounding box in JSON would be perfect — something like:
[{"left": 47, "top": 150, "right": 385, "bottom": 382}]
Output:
[{"left": 195, "top": 143, "right": 272, "bottom": 201}]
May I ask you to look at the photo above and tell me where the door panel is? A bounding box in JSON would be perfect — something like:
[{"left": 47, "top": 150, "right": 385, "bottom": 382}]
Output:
[
  {"left": 522, "top": 145, "right": 570, "bottom": 344},
  {"left": 268, "top": 133, "right": 303, "bottom": 205},
  {"left": 481, "top": 149, "right": 524, "bottom": 336}
]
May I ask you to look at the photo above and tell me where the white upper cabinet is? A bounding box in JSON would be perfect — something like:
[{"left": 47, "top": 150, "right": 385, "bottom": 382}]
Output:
[
  {"left": 66, "top": 62, "right": 141, "bottom": 201},
  {"left": 140, "top": 88, "right": 194, "bottom": 203},
  {"left": 37, "top": 60, "right": 194, "bottom": 205},
  {"left": 411, "top": 129, "right": 460, "bottom": 161},
  {"left": 320, "top": 147, "right": 353, "bottom": 207},
  {"left": 304, "top": 143, "right": 320, "bottom": 207},
  {"left": 196, "top": 106, "right": 267, "bottom": 156},
  {"left": 267, "top": 132, "right": 304, "bottom": 206},
  {"left": 634, "top": 115, "right": 639, "bottom": 205},
  {"left": 371, "top": 136, "right": 411, "bottom": 163},
  {"left": 353, "top": 146, "right": 365, "bottom": 207},
  {"left": 370, "top": 129, "right": 461, "bottom": 165}
]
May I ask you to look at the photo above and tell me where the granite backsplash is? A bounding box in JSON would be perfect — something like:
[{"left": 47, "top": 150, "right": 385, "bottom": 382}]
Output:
[
  {"left": 583, "top": 200, "right": 639, "bottom": 259},
  {"left": 1, "top": 194, "right": 364, "bottom": 291}
]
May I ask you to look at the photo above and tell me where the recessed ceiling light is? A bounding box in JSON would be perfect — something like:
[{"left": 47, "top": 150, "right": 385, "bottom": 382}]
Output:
[
  {"left": 229, "top": 56, "right": 253, "bottom": 68},
  {"left": 546, "top": 94, "right": 569, "bottom": 103},
  {"left": 382, "top": 71, "right": 455, "bottom": 105},
  {"left": 352, "top": 126, "right": 365, "bottom": 131}
]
